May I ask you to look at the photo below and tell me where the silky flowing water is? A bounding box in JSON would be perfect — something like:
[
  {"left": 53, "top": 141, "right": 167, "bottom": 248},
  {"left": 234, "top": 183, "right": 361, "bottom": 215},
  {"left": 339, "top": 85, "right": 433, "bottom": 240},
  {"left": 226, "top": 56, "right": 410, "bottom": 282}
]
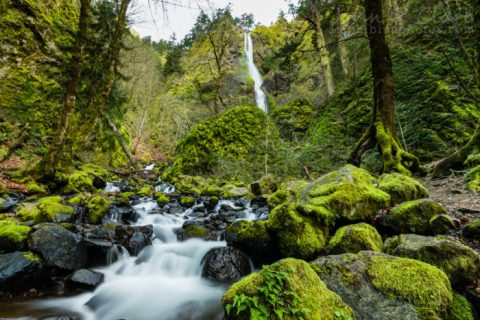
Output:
[{"left": 0, "top": 195, "right": 261, "bottom": 320}]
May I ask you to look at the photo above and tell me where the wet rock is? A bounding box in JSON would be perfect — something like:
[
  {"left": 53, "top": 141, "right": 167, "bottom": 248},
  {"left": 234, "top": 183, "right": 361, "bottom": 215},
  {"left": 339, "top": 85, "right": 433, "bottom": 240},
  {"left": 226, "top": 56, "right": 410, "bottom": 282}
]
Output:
[
  {"left": 115, "top": 225, "right": 153, "bottom": 256},
  {"left": 384, "top": 234, "right": 480, "bottom": 286},
  {"left": 66, "top": 269, "right": 104, "bottom": 290},
  {"left": 0, "top": 195, "right": 16, "bottom": 213},
  {"left": 201, "top": 247, "right": 251, "bottom": 282},
  {"left": 29, "top": 225, "right": 87, "bottom": 270},
  {"left": 0, "top": 251, "right": 45, "bottom": 292},
  {"left": 84, "top": 239, "right": 115, "bottom": 267},
  {"left": 109, "top": 201, "right": 137, "bottom": 223},
  {"left": 225, "top": 220, "right": 279, "bottom": 266},
  {"left": 250, "top": 174, "right": 278, "bottom": 196}
]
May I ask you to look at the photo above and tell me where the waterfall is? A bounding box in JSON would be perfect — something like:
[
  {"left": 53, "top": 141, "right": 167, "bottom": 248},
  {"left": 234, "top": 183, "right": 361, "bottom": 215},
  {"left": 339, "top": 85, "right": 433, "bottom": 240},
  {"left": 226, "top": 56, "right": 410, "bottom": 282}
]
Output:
[{"left": 245, "top": 32, "right": 268, "bottom": 113}]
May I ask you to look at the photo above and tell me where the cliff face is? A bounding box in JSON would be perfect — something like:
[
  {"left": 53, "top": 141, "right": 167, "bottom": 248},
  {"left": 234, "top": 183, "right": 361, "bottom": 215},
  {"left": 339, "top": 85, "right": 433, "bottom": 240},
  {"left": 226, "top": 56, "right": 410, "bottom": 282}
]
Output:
[{"left": 0, "top": 0, "right": 78, "bottom": 136}]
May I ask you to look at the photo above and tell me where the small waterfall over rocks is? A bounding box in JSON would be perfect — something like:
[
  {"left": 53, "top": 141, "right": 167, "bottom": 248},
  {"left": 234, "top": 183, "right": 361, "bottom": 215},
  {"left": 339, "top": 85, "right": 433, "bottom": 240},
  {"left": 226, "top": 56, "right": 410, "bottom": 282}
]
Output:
[{"left": 245, "top": 32, "right": 268, "bottom": 113}]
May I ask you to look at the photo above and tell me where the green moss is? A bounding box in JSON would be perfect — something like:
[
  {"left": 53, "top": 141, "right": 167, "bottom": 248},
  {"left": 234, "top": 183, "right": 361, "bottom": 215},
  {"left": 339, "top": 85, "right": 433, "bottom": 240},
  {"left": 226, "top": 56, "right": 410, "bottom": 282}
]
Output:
[
  {"left": 67, "top": 194, "right": 87, "bottom": 205},
  {"left": 62, "top": 170, "right": 95, "bottom": 194},
  {"left": 445, "top": 293, "right": 474, "bottom": 320},
  {"left": 23, "top": 251, "right": 42, "bottom": 264},
  {"left": 26, "top": 181, "right": 47, "bottom": 195},
  {"left": 80, "top": 164, "right": 109, "bottom": 180},
  {"left": 181, "top": 225, "right": 209, "bottom": 239},
  {"left": 180, "top": 196, "right": 195, "bottom": 206},
  {"left": 382, "top": 199, "right": 452, "bottom": 235},
  {"left": 384, "top": 234, "right": 480, "bottom": 286},
  {"left": 117, "top": 191, "right": 134, "bottom": 201},
  {"left": 367, "top": 255, "right": 452, "bottom": 319},
  {"left": 155, "top": 192, "right": 170, "bottom": 205},
  {"left": 328, "top": 223, "right": 382, "bottom": 254},
  {"left": 36, "top": 196, "right": 74, "bottom": 224},
  {"left": 223, "top": 258, "right": 354, "bottom": 320},
  {"left": 16, "top": 202, "right": 41, "bottom": 222},
  {"left": 378, "top": 173, "right": 429, "bottom": 205},
  {"left": 0, "top": 218, "right": 31, "bottom": 245},
  {"left": 267, "top": 203, "right": 326, "bottom": 260},
  {"left": 463, "top": 219, "right": 480, "bottom": 240},
  {"left": 137, "top": 185, "right": 154, "bottom": 197},
  {"left": 87, "top": 196, "right": 109, "bottom": 224},
  {"left": 465, "top": 165, "right": 480, "bottom": 192},
  {"left": 303, "top": 165, "right": 390, "bottom": 221},
  {"left": 271, "top": 99, "right": 315, "bottom": 140},
  {"left": 164, "top": 106, "right": 268, "bottom": 178}
]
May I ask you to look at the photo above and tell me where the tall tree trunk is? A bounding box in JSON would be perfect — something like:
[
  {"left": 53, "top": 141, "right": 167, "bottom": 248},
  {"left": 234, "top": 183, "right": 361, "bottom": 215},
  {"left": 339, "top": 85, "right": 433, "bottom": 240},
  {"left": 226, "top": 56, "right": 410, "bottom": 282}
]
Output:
[
  {"left": 348, "top": 0, "right": 419, "bottom": 175},
  {"left": 335, "top": 9, "right": 350, "bottom": 76},
  {"left": 41, "top": 0, "right": 91, "bottom": 176},
  {"left": 432, "top": 0, "right": 480, "bottom": 176},
  {"left": 311, "top": 0, "right": 335, "bottom": 96}
]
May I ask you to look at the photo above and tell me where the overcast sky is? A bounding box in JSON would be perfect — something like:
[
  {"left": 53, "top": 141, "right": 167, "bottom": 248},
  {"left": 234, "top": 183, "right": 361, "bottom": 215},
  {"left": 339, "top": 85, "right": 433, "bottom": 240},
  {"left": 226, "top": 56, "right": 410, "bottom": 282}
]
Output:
[{"left": 129, "top": 0, "right": 292, "bottom": 41}]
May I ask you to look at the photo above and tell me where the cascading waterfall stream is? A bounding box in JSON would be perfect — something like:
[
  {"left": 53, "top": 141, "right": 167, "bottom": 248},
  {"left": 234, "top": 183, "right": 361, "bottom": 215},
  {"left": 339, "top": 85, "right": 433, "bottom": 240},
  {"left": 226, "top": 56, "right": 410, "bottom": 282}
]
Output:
[{"left": 245, "top": 32, "right": 268, "bottom": 113}]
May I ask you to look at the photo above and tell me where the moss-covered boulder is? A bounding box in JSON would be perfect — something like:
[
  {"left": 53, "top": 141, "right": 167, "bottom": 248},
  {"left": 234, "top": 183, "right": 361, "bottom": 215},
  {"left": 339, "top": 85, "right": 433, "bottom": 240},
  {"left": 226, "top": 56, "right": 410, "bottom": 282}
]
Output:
[
  {"left": 445, "top": 293, "right": 474, "bottom": 320},
  {"left": 271, "top": 98, "right": 315, "bottom": 140},
  {"left": 222, "top": 186, "right": 252, "bottom": 199},
  {"left": 179, "top": 196, "right": 196, "bottom": 207},
  {"left": 311, "top": 251, "right": 453, "bottom": 320},
  {"left": 222, "top": 258, "right": 354, "bottom": 320},
  {"left": 137, "top": 185, "right": 154, "bottom": 197},
  {"left": 61, "top": 164, "right": 109, "bottom": 194},
  {"left": 87, "top": 196, "right": 110, "bottom": 224},
  {"left": 154, "top": 192, "right": 169, "bottom": 205},
  {"left": 384, "top": 234, "right": 480, "bottom": 286},
  {"left": 164, "top": 106, "right": 269, "bottom": 178},
  {"left": 0, "top": 251, "right": 45, "bottom": 293},
  {"left": 328, "top": 223, "right": 382, "bottom": 254},
  {"left": 250, "top": 174, "right": 279, "bottom": 196},
  {"left": 378, "top": 173, "right": 429, "bottom": 205},
  {"left": 225, "top": 220, "right": 278, "bottom": 266},
  {"left": 302, "top": 165, "right": 390, "bottom": 222},
  {"left": 36, "top": 196, "right": 74, "bottom": 224},
  {"left": 381, "top": 199, "right": 454, "bottom": 235},
  {"left": 0, "top": 218, "right": 31, "bottom": 252},
  {"left": 463, "top": 219, "right": 480, "bottom": 240},
  {"left": 177, "top": 224, "right": 216, "bottom": 241},
  {"left": 267, "top": 179, "right": 308, "bottom": 208},
  {"left": 16, "top": 203, "right": 41, "bottom": 222},
  {"left": 267, "top": 203, "right": 327, "bottom": 260}
]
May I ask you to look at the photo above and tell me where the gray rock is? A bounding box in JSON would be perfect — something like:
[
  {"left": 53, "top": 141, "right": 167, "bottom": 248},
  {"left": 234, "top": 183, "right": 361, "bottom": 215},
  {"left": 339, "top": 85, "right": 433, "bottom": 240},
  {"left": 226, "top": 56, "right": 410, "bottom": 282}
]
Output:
[
  {"left": 0, "top": 251, "right": 45, "bottom": 292},
  {"left": 115, "top": 225, "right": 153, "bottom": 256},
  {"left": 66, "top": 269, "right": 104, "bottom": 290},
  {"left": 29, "top": 225, "right": 87, "bottom": 270}
]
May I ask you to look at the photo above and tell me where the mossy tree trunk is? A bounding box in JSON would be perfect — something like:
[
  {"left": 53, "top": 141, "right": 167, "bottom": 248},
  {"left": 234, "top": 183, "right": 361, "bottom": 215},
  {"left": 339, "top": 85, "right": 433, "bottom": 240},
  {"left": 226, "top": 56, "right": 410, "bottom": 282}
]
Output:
[
  {"left": 335, "top": 9, "right": 350, "bottom": 76},
  {"left": 348, "top": 0, "right": 419, "bottom": 175},
  {"left": 41, "top": 0, "right": 91, "bottom": 176},
  {"left": 432, "top": 0, "right": 480, "bottom": 176},
  {"left": 311, "top": 0, "right": 335, "bottom": 97}
]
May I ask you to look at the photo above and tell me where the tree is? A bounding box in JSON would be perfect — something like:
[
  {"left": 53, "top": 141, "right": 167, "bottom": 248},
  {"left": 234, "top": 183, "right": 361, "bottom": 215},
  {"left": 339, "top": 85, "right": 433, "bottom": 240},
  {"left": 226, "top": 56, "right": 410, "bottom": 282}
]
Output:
[
  {"left": 348, "top": 0, "right": 419, "bottom": 174},
  {"left": 432, "top": 0, "right": 480, "bottom": 176},
  {"left": 41, "top": 0, "right": 91, "bottom": 176}
]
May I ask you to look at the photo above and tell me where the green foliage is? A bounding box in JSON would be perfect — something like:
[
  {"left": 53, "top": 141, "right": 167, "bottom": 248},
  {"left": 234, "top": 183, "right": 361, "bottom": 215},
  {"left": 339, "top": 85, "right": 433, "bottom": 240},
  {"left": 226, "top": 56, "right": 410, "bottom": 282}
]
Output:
[
  {"left": 223, "top": 258, "right": 353, "bottom": 320},
  {"left": 271, "top": 99, "right": 315, "bottom": 140},
  {"left": 367, "top": 255, "right": 452, "bottom": 319}
]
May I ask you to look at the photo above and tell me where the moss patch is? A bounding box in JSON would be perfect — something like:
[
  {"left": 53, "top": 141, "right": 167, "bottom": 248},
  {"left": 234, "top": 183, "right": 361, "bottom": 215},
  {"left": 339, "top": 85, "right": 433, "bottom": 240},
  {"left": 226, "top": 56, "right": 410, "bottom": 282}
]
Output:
[
  {"left": 367, "top": 255, "right": 452, "bottom": 319},
  {"left": 378, "top": 173, "right": 429, "bottom": 205},
  {"left": 445, "top": 293, "right": 474, "bottom": 320},
  {"left": 155, "top": 192, "right": 169, "bottom": 205},
  {"left": 0, "top": 218, "right": 31, "bottom": 248},
  {"left": 328, "top": 223, "right": 382, "bottom": 254},
  {"left": 36, "top": 196, "right": 73, "bottom": 224},
  {"left": 87, "top": 196, "right": 109, "bottom": 224}
]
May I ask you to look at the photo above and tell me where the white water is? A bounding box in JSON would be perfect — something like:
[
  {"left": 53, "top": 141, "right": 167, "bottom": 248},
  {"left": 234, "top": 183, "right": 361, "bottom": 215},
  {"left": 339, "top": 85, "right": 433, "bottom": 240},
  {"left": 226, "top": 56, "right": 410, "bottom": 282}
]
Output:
[
  {"left": 104, "top": 182, "right": 120, "bottom": 193},
  {"left": 36, "top": 199, "right": 229, "bottom": 320},
  {"left": 245, "top": 32, "right": 268, "bottom": 113}
]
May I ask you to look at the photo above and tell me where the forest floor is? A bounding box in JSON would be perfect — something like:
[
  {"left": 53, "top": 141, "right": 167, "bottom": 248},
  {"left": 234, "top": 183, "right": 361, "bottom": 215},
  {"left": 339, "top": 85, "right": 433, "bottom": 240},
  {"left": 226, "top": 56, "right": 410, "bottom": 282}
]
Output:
[{"left": 420, "top": 175, "right": 480, "bottom": 213}]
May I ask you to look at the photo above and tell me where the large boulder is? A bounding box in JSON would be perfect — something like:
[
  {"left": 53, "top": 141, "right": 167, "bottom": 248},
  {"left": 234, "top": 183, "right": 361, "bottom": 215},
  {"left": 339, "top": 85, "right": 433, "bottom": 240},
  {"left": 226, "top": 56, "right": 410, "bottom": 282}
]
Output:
[
  {"left": 312, "top": 251, "right": 453, "bottom": 320},
  {"left": 463, "top": 219, "right": 480, "bottom": 240},
  {"left": 266, "top": 203, "right": 327, "bottom": 260},
  {"left": 301, "top": 165, "right": 390, "bottom": 222},
  {"left": 384, "top": 234, "right": 480, "bottom": 286},
  {"left": 29, "top": 224, "right": 87, "bottom": 270},
  {"left": 16, "top": 196, "right": 73, "bottom": 224},
  {"left": 0, "top": 251, "right": 45, "bottom": 292},
  {"left": 201, "top": 247, "right": 251, "bottom": 282},
  {"left": 222, "top": 258, "right": 354, "bottom": 320},
  {"left": 163, "top": 105, "right": 270, "bottom": 178},
  {"left": 177, "top": 223, "right": 217, "bottom": 241},
  {"left": 328, "top": 223, "right": 383, "bottom": 254},
  {"left": 378, "top": 173, "right": 429, "bottom": 205},
  {"left": 225, "top": 220, "right": 279, "bottom": 266},
  {"left": 0, "top": 218, "right": 31, "bottom": 252},
  {"left": 381, "top": 199, "right": 455, "bottom": 235}
]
